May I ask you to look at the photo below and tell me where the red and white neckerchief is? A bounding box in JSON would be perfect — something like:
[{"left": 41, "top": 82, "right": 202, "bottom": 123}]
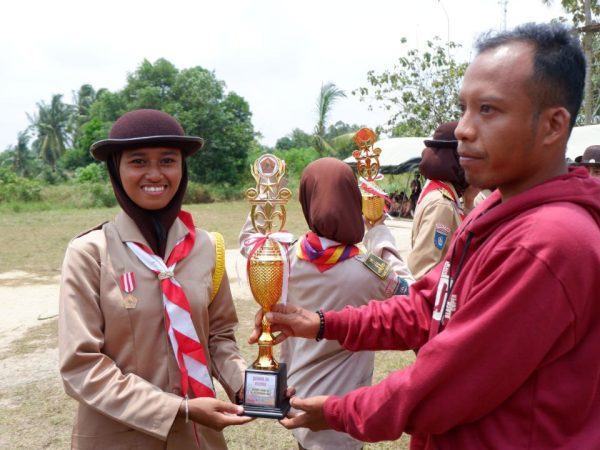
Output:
[
  {"left": 125, "top": 210, "right": 215, "bottom": 399},
  {"left": 418, "top": 180, "right": 465, "bottom": 220}
]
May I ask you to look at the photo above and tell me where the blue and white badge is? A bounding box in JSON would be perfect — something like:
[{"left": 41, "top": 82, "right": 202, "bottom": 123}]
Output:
[{"left": 434, "top": 224, "right": 451, "bottom": 250}]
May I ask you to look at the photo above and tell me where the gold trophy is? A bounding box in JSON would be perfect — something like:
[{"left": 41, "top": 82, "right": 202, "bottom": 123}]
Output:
[
  {"left": 353, "top": 128, "right": 386, "bottom": 224},
  {"left": 242, "top": 153, "right": 292, "bottom": 419}
]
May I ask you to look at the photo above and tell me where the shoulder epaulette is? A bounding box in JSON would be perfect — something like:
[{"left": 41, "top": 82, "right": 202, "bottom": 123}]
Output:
[
  {"left": 75, "top": 222, "right": 108, "bottom": 239},
  {"left": 441, "top": 190, "right": 455, "bottom": 202},
  {"left": 360, "top": 252, "right": 391, "bottom": 280}
]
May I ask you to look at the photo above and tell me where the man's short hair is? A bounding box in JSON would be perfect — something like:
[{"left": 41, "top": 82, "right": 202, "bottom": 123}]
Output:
[{"left": 475, "top": 22, "right": 585, "bottom": 131}]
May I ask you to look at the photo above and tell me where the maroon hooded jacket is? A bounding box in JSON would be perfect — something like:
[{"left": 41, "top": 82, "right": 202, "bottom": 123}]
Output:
[{"left": 322, "top": 167, "right": 600, "bottom": 449}]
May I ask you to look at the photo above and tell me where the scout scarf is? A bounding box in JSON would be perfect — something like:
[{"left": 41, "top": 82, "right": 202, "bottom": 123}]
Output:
[
  {"left": 126, "top": 210, "right": 215, "bottom": 399},
  {"left": 296, "top": 231, "right": 360, "bottom": 272}
]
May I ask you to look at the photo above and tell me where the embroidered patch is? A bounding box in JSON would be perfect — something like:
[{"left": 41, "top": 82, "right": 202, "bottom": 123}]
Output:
[
  {"left": 361, "top": 253, "right": 391, "bottom": 279},
  {"left": 434, "top": 224, "right": 450, "bottom": 250},
  {"left": 394, "top": 277, "right": 409, "bottom": 296}
]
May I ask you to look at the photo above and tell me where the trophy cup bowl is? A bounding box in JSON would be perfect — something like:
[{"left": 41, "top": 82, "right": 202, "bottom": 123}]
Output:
[
  {"left": 248, "top": 239, "right": 284, "bottom": 371},
  {"left": 362, "top": 193, "right": 385, "bottom": 223}
]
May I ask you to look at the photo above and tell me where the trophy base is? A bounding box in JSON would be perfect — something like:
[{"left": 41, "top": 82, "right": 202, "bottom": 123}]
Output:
[{"left": 243, "top": 363, "right": 291, "bottom": 419}]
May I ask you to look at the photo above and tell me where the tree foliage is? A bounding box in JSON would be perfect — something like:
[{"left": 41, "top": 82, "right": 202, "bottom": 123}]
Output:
[
  {"left": 543, "top": 0, "right": 600, "bottom": 123},
  {"left": 353, "top": 37, "right": 467, "bottom": 136},
  {"left": 314, "top": 82, "right": 346, "bottom": 156},
  {"left": 27, "top": 94, "right": 74, "bottom": 170},
  {"left": 68, "top": 59, "right": 256, "bottom": 185}
]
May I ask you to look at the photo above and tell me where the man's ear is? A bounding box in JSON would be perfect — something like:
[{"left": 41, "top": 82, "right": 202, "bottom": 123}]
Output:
[{"left": 541, "top": 106, "right": 571, "bottom": 147}]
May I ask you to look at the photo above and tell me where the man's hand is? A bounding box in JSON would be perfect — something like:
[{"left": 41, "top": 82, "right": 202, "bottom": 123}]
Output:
[
  {"left": 279, "top": 396, "right": 330, "bottom": 431},
  {"left": 248, "top": 304, "right": 321, "bottom": 345},
  {"left": 185, "top": 397, "right": 254, "bottom": 430}
]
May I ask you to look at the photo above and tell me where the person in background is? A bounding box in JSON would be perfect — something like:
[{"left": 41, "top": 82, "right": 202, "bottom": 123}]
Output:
[
  {"left": 572, "top": 144, "right": 600, "bottom": 178},
  {"left": 409, "top": 172, "right": 422, "bottom": 215},
  {"left": 59, "top": 109, "right": 251, "bottom": 449},
  {"left": 407, "top": 122, "right": 468, "bottom": 279},
  {"left": 253, "top": 22, "right": 600, "bottom": 449},
  {"left": 241, "top": 157, "right": 414, "bottom": 450}
]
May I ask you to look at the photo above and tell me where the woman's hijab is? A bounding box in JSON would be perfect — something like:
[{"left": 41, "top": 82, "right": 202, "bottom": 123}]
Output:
[
  {"left": 299, "top": 157, "right": 364, "bottom": 245},
  {"left": 419, "top": 146, "right": 468, "bottom": 195},
  {"left": 107, "top": 151, "right": 187, "bottom": 258}
]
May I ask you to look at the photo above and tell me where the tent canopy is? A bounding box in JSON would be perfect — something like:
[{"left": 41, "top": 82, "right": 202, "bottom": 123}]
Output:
[{"left": 344, "top": 124, "right": 600, "bottom": 173}]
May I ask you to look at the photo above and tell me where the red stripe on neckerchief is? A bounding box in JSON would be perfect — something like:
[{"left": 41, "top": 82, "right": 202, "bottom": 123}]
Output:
[
  {"left": 296, "top": 232, "right": 360, "bottom": 272},
  {"left": 417, "top": 180, "right": 465, "bottom": 219},
  {"left": 125, "top": 210, "right": 215, "bottom": 399}
]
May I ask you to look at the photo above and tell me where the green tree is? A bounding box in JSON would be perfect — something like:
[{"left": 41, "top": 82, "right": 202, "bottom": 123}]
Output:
[
  {"left": 353, "top": 37, "right": 467, "bottom": 136},
  {"left": 122, "top": 58, "right": 179, "bottom": 110},
  {"left": 1, "top": 131, "right": 33, "bottom": 176},
  {"left": 275, "top": 128, "right": 314, "bottom": 150},
  {"left": 170, "top": 66, "right": 254, "bottom": 184},
  {"left": 542, "top": 0, "right": 600, "bottom": 124},
  {"left": 48, "top": 58, "right": 255, "bottom": 185},
  {"left": 27, "top": 94, "right": 74, "bottom": 171},
  {"left": 314, "top": 82, "right": 346, "bottom": 156},
  {"left": 70, "top": 84, "right": 97, "bottom": 143}
]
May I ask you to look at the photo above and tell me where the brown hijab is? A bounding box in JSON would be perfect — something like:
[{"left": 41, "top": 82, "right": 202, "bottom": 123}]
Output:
[
  {"left": 299, "top": 157, "right": 364, "bottom": 245},
  {"left": 107, "top": 151, "right": 187, "bottom": 258},
  {"left": 419, "top": 121, "right": 468, "bottom": 195}
]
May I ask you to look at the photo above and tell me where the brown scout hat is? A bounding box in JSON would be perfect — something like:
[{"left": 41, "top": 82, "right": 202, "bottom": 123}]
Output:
[
  {"left": 573, "top": 145, "right": 600, "bottom": 167},
  {"left": 90, "top": 109, "right": 204, "bottom": 161},
  {"left": 423, "top": 121, "right": 459, "bottom": 149}
]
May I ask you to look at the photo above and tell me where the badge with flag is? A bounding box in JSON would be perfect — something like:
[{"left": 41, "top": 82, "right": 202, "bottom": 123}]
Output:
[{"left": 120, "top": 272, "right": 138, "bottom": 309}]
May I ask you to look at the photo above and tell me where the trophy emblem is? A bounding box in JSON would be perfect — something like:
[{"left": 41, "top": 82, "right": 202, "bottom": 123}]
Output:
[
  {"left": 352, "top": 128, "right": 389, "bottom": 223},
  {"left": 242, "top": 154, "right": 292, "bottom": 419}
]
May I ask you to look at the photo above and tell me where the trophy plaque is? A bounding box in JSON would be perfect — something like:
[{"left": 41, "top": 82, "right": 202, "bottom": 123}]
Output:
[
  {"left": 243, "top": 154, "right": 292, "bottom": 419},
  {"left": 352, "top": 127, "right": 388, "bottom": 223}
]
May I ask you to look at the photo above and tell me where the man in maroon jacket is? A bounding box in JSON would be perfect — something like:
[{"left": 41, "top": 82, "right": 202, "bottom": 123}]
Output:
[{"left": 251, "top": 22, "right": 600, "bottom": 449}]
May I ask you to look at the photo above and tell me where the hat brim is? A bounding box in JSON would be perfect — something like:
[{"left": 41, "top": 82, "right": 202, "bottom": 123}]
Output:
[
  {"left": 423, "top": 139, "right": 458, "bottom": 149},
  {"left": 90, "top": 135, "right": 204, "bottom": 161},
  {"left": 570, "top": 161, "right": 600, "bottom": 167}
]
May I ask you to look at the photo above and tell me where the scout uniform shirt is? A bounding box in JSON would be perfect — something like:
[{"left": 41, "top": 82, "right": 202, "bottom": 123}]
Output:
[
  {"left": 408, "top": 180, "right": 463, "bottom": 280},
  {"left": 59, "top": 211, "right": 245, "bottom": 450}
]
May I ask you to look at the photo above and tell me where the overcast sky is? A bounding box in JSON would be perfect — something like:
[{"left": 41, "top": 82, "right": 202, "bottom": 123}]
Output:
[{"left": 0, "top": 0, "right": 566, "bottom": 151}]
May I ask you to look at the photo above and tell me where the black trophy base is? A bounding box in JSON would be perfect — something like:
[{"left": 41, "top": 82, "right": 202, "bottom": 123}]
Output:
[{"left": 243, "top": 362, "right": 291, "bottom": 419}]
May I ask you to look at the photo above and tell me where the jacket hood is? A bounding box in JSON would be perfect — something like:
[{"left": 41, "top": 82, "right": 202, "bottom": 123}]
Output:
[{"left": 463, "top": 167, "right": 600, "bottom": 239}]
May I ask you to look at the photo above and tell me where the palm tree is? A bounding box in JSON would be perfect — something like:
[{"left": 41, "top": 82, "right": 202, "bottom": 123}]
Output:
[
  {"left": 28, "top": 94, "right": 74, "bottom": 170},
  {"left": 313, "top": 82, "right": 346, "bottom": 156},
  {"left": 11, "top": 131, "right": 32, "bottom": 176}
]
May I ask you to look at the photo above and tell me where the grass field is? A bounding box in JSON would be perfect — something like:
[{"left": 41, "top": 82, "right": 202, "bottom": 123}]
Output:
[{"left": 0, "top": 201, "right": 414, "bottom": 449}]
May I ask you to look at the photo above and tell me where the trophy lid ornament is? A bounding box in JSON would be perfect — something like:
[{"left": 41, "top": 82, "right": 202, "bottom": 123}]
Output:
[{"left": 352, "top": 128, "right": 391, "bottom": 224}]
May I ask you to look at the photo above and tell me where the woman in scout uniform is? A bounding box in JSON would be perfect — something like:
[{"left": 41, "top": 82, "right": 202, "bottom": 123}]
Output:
[
  {"left": 58, "top": 109, "right": 251, "bottom": 449},
  {"left": 242, "top": 157, "right": 414, "bottom": 450},
  {"left": 408, "top": 121, "right": 468, "bottom": 280}
]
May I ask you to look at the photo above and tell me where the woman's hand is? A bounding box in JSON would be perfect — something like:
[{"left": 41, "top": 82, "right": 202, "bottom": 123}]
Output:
[
  {"left": 248, "top": 304, "right": 321, "bottom": 345},
  {"left": 183, "top": 397, "right": 254, "bottom": 430}
]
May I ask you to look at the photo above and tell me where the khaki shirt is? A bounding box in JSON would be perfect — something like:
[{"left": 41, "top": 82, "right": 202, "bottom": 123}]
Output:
[
  {"left": 59, "top": 211, "right": 245, "bottom": 449},
  {"left": 408, "top": 182, "right": 463, "bottom": 280}
]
